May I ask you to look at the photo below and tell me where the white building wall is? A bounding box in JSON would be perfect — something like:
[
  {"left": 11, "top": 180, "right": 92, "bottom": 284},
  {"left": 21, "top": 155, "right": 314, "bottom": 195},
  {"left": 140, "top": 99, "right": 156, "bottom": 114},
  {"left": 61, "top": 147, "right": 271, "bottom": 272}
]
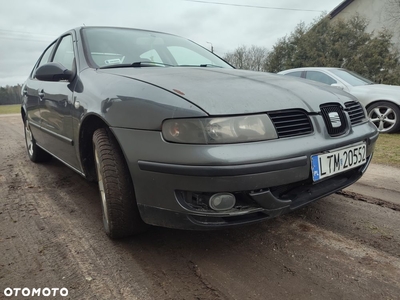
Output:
[{"left": 331, "top": 0, "right": 400, "bottom": 52}]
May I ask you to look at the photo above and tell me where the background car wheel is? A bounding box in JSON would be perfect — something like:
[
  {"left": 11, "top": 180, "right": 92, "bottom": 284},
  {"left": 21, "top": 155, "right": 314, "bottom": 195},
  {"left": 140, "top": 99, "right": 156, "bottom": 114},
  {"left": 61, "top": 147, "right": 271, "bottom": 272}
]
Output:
[
  {"left": 92, "top": 128, "right": 148, "bottom": 239},
  {"left": 24, "top": 118, "right": 52, "bottom": 162},
  {"left": 367, "top": 101, "right": 400, "bottom": 133}
]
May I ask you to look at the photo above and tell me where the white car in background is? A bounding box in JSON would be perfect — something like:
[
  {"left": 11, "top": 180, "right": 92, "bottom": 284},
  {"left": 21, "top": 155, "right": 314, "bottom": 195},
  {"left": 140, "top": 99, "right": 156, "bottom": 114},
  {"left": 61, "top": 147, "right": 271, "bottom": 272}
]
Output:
[{"left": 278, "top": 67, "right": 400, "bottom": 133}]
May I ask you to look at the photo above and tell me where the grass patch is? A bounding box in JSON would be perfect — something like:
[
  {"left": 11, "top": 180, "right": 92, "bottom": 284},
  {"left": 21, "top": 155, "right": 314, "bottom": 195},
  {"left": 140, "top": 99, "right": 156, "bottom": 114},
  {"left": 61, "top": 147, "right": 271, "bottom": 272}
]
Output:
[
  {"left": 372, "top": 133, "right": 400, "bottom": 168},
  {"left": 0, "top": 104, "right": 20, "bottom": 114}
]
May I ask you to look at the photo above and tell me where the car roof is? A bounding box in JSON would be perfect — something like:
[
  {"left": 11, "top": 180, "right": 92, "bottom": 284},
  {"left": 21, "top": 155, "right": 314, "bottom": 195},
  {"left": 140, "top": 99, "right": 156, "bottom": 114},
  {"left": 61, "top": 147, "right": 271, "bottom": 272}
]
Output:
[
  {"left": 279, "top": 67, "right": 343, "bottom": 73},
  {"left": 69, "top": 26, "right": 177, "bottom": 38}
]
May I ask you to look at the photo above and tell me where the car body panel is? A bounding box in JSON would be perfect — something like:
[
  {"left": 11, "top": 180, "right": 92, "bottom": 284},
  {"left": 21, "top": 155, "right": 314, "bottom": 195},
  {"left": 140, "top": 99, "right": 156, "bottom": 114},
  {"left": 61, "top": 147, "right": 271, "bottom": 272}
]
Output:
[
  {"left": 349, "top": 84, "right": 400, "bottom": 107},
  {"left": 76, "top": 69, "right": 208, "bottom": 130},
  {"left": 111, "top": 121, "right": 378, "bottom": 227},
  {"left": 278, "top": 67, "right": 400, "bottom": 108},
  {"left": 37, "top": 81, "right": 79, "bottom": 168},
  {"left": 100, "top": 67, "right": 359, "bottom": 115}
]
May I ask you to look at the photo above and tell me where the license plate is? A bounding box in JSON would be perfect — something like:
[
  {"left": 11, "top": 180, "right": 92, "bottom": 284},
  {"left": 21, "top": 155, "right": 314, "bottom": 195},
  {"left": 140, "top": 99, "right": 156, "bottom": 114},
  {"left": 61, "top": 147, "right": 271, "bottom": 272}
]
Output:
[{"left": 311, "top": 142, "right": 367, "bottom": 182}]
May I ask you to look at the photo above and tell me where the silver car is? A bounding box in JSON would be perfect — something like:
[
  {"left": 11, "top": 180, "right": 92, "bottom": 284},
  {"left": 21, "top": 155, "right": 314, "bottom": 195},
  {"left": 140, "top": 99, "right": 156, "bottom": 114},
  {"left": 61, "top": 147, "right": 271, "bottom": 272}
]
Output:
[
  {"left": 278, "top": 67, "right": 400, "bottom": 133},
  {"left": 22, "top": 27, "right": 378, "bottom": 239}
]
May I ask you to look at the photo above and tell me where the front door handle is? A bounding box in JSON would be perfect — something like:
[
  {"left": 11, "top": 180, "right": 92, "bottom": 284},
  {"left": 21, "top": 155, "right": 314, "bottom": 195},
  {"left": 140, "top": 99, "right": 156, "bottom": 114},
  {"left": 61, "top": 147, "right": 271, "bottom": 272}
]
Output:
[{"left": 38, "top": 89, "right": 45, "bottom": 100}]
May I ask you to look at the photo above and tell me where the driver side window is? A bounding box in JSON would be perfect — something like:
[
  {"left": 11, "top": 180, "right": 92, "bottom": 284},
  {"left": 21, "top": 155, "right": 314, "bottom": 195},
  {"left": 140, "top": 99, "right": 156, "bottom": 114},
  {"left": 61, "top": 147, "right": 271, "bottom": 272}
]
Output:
[
  {"left": 52, "top": 35, "right": 75, "bottom": 70},
  {"left": 32, "top": 42, "right": 56, "bottom": 79}
]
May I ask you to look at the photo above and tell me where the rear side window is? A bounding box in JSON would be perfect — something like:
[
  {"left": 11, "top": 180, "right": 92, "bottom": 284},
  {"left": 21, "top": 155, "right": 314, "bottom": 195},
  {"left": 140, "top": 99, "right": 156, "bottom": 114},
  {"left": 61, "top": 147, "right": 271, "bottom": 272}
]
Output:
[
  {"left": 285, "top": 71, "right": 303, "bottom": 78},
  {"left": 305, "top": 71, "right": 336, "bottom": 85},
  {"left": 52, "top": 35, "right": 75, "bottom": 70}
]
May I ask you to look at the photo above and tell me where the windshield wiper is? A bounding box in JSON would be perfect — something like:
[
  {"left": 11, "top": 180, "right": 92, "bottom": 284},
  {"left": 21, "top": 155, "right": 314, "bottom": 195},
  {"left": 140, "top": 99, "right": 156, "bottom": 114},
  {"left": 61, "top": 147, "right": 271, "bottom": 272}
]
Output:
[
  {"left": 99, "top": 61, "right": 174, "bottom": 69},
  {"left": 178, "top": 64, "right": 223, "bottom": 68},
  {"left": 131, "top": 61, "right": 175, "bottom": 67}
]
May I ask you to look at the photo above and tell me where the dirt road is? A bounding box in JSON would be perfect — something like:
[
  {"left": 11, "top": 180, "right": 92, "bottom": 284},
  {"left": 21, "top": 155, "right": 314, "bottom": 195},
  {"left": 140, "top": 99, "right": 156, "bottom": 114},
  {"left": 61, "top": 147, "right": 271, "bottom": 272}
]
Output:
[{"left": 1, "top": 114, "right": 399, "bottom": 300}]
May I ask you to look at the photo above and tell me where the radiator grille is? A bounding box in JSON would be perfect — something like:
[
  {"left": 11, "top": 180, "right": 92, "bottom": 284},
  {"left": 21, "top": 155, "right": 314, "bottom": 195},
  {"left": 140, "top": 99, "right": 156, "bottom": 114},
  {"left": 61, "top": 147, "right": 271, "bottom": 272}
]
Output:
[
  {"left": 344, "top": 101, "right": 365, "bottom": 125},
  {"left": 268, "top": 110, "right": 313, "bottom": 138}
]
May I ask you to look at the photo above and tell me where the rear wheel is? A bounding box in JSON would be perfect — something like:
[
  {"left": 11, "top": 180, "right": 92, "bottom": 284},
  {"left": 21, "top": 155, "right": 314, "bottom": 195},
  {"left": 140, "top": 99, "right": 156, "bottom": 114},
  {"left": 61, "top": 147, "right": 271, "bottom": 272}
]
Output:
[
  {"left": 367, "top": 101, "right": 400, "bottom": 133},
  {"left": 92, "top": 128, "right": 147, "bottom": 239},
  {"left": 24, "top": 118, "right": 52, "bottom": 162}
]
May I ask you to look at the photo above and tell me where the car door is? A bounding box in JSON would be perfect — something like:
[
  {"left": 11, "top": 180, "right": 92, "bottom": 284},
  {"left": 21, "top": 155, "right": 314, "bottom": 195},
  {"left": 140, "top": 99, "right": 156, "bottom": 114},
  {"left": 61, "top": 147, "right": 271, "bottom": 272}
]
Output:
[
  {"left": 37, "top": 34, "right": 80, "bottom": 169},
  {"left": 24, "top": 42, "right": 57, "bottom": 144}
]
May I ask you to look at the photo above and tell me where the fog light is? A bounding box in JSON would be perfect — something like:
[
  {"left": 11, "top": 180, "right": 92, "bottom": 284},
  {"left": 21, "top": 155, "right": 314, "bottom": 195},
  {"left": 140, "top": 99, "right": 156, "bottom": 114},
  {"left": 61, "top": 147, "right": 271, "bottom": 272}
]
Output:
[{"left": 209, "top": 193, "right": 236, "bottom": 211}]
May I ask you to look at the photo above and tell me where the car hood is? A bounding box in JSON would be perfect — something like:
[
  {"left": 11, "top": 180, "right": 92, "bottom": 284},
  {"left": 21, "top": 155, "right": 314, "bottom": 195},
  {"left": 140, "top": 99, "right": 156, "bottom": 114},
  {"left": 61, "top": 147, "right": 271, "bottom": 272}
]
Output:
[
  {"left": 352, "top": 83, "right": 400, "bottom": 94},
  {"left": 349, "top": 84, "right": 400, "bottom": 105},
  {"left": 99, "top": 68, "right": 356, "bottom": 115}
]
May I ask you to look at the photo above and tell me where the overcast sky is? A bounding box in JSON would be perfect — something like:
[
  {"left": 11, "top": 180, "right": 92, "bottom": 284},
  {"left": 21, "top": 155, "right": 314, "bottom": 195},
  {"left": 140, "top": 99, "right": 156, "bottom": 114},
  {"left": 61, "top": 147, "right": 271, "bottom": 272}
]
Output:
[{"left": 0, "top": 0, "right": 343, "bottom": 87}]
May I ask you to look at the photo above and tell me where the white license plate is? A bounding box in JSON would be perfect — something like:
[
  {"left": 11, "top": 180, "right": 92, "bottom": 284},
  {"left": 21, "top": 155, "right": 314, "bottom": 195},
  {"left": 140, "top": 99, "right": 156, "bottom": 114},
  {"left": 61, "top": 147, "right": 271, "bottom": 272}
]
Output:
[{"left": 311, "top": 142, "right": 367, "bottom": 182}]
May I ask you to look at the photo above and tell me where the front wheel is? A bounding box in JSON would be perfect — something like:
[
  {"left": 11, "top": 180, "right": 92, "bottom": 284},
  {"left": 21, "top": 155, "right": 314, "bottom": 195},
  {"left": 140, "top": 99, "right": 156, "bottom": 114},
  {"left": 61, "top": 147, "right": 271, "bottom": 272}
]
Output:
[
  {"left": 92, "top": 128, "right": 148, "bottom": 239},
  {"left": 367, "top": 101, "right": 400, "bottom": 133},
  {"left": 24, "top": 118, "right": 52, "bottom": 162}
]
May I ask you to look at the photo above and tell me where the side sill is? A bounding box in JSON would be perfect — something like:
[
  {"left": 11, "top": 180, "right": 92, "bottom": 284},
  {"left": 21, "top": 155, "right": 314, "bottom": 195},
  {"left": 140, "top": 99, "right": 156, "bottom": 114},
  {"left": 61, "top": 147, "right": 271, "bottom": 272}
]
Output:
[{"left": 36, "top": 143, "right": 86, "bottom": 178}]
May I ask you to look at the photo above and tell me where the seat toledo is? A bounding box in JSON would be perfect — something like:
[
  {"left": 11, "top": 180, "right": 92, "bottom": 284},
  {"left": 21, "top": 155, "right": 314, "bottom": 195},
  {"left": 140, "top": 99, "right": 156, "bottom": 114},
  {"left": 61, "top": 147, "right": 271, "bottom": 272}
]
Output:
[{"left": 21, "top": 27, "right": 379, "bottom": 238}]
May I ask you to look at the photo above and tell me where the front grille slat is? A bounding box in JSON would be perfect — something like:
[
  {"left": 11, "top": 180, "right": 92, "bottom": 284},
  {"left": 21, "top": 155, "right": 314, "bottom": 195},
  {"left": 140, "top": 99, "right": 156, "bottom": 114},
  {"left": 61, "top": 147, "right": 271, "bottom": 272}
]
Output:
[
  {"left": 344, "top": 101, "right": 365, "bottom": 125},
  {"left": 268, "top": 110, "right": 313, "bottom": 138}
]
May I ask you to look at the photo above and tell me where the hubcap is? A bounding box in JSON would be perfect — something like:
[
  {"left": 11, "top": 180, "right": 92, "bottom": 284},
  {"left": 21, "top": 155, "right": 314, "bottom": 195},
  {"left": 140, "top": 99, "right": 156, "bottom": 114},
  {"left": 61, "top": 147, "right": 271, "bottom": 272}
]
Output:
[
  {"left": 25, "top": 121, "right": 34, "bottom": 157},
  {"left": 368, "top": 106, "right": 397, "bottom": 133},
  {"left": 94, "top": 148, "right": 110, "bottom": 232}
]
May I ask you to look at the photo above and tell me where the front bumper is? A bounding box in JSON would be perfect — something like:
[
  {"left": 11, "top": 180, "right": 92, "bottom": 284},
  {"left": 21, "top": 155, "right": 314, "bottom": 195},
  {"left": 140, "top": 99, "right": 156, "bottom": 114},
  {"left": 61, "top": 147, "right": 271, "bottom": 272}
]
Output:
[{"left": 111, "top": 119, "right": 379, "bottom": 230}]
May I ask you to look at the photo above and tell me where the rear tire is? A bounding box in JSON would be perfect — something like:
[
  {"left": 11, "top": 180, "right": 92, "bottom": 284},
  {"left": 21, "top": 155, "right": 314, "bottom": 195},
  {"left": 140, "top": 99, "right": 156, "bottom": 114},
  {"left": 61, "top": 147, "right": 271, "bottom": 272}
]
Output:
[
  {"left": 92, "top": 128, "right": 148, "bottom": 239},
  {"left": 24, "top": 118, "right": 52, "bottom": 163},
  {"left": 367, "top": 101, "right": 400, "bottom": 133}
]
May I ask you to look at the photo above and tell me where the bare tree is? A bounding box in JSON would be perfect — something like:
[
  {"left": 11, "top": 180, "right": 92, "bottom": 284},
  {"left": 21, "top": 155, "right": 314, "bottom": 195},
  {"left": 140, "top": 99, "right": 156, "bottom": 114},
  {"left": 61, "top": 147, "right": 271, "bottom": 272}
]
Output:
[{"left": 223, "top": 45, "right": 269, "bottom": 71}]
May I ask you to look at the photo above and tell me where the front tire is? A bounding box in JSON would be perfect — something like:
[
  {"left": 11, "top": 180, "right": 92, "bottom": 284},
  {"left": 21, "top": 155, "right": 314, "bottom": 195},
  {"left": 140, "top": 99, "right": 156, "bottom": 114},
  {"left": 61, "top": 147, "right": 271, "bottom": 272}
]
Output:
[
  {"left": 92, "top": 128, "right": 147, "bottom": 239},
  {"left": 24, "top": 118, "right": 52, "bottom": 162},
  {"left": 367, "top": 101, "right": 400, "bottom": 133}
]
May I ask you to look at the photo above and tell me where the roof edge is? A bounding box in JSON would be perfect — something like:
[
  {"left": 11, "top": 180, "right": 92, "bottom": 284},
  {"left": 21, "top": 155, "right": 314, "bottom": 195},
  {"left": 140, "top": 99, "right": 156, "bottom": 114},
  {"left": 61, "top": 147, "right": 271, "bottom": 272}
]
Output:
[{"left": 328, "top": 0, "right": 354, "bottom": 19}]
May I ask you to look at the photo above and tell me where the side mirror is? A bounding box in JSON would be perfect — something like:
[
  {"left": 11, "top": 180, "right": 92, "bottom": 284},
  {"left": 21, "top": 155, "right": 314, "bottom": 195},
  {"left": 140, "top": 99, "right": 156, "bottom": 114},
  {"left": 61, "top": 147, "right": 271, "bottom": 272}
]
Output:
[
  {"left": 35, "top": 62, "right": 73, "bottom": 82},
  {"left": 331, "top": 83, "right": 345, "bottom": 90}
]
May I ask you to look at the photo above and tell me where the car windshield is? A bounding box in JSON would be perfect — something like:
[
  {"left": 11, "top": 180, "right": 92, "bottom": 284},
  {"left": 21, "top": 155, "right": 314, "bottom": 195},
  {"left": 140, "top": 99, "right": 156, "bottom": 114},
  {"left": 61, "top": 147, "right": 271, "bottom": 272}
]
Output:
[
  {"left": 329, "top": 69, "right": 374, "bottom": 86},
  {"left": 81, "top": 27, "right": 232, "bottom": 69}
]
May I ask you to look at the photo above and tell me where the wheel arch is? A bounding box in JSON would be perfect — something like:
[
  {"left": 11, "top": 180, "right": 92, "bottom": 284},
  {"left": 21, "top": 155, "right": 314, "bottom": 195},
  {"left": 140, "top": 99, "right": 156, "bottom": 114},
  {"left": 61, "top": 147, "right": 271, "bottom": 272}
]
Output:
[
  {"left": 79, "top": 114, "right": 111, "bottom": 181},
  {"left": 365, "top": 99, "right": 400, "bottom": 111}
]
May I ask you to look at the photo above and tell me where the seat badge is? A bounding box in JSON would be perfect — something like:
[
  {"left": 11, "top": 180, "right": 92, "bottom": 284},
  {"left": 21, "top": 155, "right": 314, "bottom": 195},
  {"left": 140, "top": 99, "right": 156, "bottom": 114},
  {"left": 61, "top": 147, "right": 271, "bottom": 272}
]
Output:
[{"left": 328, "top": 112, "right": 341, "bottom": 128}]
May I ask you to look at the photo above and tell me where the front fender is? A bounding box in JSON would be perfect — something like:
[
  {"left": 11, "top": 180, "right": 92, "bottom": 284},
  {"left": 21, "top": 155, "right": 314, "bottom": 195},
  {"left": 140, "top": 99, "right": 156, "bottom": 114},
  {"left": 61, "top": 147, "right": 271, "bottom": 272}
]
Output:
[{"left": 75, "top": 69, "right": 208, "bottom": 130}]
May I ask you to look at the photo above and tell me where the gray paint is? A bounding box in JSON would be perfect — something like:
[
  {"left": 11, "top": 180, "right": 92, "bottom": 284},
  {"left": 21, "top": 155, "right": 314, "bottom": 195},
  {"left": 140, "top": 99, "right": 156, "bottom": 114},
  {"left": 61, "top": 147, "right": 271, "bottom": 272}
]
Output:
[{"left": 100, "top": 67, "right": 358, "bottom": 115}]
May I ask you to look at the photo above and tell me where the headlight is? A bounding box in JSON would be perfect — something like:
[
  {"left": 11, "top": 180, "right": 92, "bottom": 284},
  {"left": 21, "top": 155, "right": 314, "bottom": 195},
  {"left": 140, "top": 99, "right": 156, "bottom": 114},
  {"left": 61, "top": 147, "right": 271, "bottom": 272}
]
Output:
[{"left": 162, "top": 114, "right": 278, "bottom": 144}]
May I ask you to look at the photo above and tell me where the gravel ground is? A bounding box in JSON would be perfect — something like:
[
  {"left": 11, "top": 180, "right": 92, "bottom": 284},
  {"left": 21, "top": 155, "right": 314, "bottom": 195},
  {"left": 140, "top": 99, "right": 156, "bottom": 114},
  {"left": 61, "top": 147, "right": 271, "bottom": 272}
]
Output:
[{"left": 1, "top": 115, "right": 399, "bottom": 300}]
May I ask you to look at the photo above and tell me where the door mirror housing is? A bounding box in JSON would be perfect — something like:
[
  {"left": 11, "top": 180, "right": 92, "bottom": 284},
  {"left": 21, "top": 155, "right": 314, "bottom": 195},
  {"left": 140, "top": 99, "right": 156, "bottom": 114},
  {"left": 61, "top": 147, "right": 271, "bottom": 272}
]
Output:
[
  {"left": 331, "top": 83, "right": 345, "bottom": 90},
  {"left": 35, "top": 62, "right": 73, "bottom": 82}
]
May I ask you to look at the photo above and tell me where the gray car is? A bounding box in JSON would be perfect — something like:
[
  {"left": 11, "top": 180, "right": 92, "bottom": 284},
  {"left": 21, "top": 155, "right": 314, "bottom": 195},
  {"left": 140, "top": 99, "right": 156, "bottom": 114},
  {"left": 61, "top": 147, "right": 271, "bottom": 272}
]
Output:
[
  {"left": 21, "top": 27, "right": 379, "bottom": 239},
  {"left": 278, "top": 67, "right": 400, "bottom": 133}
]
